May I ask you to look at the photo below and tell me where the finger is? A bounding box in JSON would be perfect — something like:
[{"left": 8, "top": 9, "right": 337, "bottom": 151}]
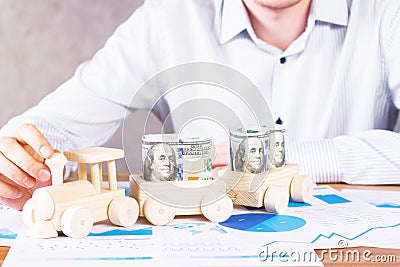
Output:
[
  {"left": 0, "top": 193, "right": 32, "bottom": 211},
  {"left": 0, "top": 152, "right": 36, "bottom": 188},
  {"left": 16, "top": 124, "right": 53, "bottom": 158},
  {"left": 0, "top": 176, "right": 23, "bottom": 199},
  {"left": 22, "top": 144, "right": 45, "bottom": 163},
  {"left": 27, "top": 178, "right": 52, "bottom": 196},
  {"left": 0, "top": 137, "right": 51, "bottom": 182},
  {"left": 212, "top": 142, "right": 230, "bottom": 168},
  {"left": 212, "top": 166, "right": 229, "bottom": 178}
]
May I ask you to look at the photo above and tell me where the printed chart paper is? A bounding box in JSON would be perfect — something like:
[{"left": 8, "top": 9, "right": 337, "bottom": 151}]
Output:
[{"left": 2, "top": 186, "right": 399, "bottom": 266}]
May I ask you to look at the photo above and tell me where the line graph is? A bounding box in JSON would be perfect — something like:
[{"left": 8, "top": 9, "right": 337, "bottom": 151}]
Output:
[{"left": 262, "top": 222, "right": 400, "bottom": 247}]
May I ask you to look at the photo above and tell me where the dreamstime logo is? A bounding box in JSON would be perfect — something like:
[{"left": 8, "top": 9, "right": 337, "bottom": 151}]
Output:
[
  {"left": 258, "top": 240, "right": 397, "bottom": 264},
  {"left": 318, "top": 240, "right": 396, "bottom": 263},
  {"left": 122, "top": 62, "right": 275, "bottom": 208}
]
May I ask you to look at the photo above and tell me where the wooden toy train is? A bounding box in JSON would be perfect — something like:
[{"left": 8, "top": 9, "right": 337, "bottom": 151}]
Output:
[
  {"left": 22, "top": 147, "right": 312, "bottom": 238},
  {"left": 22, "top": 148, "right": 139, "bottom": 238}
]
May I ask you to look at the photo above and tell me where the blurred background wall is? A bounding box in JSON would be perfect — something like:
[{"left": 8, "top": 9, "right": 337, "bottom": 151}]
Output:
[{"left": 0, "top": 0, "right": 161, "bottom": 174}]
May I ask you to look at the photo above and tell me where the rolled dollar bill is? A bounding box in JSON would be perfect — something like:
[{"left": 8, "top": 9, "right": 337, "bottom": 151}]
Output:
[
  {"left": 230, "top": 124, "right": 286, "bottom": 172},
  {"left": 142, "top": 134, "right": 214, "bottom": 181}
]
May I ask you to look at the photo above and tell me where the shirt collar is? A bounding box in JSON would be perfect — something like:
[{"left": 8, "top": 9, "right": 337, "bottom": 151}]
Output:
[
  {"left": 218, "top": 0, "right": 252, "bottom": 44},
  {"left": 218, "top": 0, "right": 349, "bottom": 45},
  {"left": 311, "top": 0, "right": 349, "bottom": 26}
]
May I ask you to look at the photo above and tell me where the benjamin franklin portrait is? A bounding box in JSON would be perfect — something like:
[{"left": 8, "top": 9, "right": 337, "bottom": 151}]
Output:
[
  {"left": 143, "top": 143, "right": 178, "bottom": 181},
  {"left": 268, "top": 130, "right": 285, "bottom": 168},
  {"left": 234, "top": 137, "right": 265, "bottom": 173}
]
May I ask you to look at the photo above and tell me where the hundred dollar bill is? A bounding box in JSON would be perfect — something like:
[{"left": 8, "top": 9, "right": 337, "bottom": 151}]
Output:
[
  {"left": 142, "top": 134, "right": 214, "bottom": 181},
  {"left": 229, "top": 124, "right": 286, "bottom": 173}
]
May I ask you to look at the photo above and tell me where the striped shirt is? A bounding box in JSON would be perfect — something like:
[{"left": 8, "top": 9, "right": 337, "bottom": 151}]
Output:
[{"left": 1, "top": 0, "right": 400, "bottom": 184}]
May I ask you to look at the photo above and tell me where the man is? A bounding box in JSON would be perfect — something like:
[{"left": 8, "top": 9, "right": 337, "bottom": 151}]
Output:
[
  {"left": 143, "top": 143, "right": 178, "bottom": 181},
  {"left": 1, "top": 0, "right": 400, "bottom": 210},
  {"left": 235, "top": 137, "right": 265, "bottom": 173}
]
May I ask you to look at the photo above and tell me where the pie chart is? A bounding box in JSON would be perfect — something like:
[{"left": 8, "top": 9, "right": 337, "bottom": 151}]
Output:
[{"left": 219, "top": 213, "right": 306, "bottom": 232}]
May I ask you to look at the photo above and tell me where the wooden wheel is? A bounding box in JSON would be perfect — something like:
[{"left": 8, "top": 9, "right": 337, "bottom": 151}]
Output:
[
  {"left": 32, "top": 190, "right": 55, "bottom": 220},
  {"left": 263, "top": 185, "right": 289, "bottom": 213},
  {"left": 22, "top": 198, "right": 35, "bottom": 227},
  {"left": 31, "top": 220, "right": 58, "bottom": 239},
  {"left": 201, "top": 194, "right": 233, "bottom": 222},
  {"left": 290, "top": 175, "right": 313, "bottom": 202},
  {"left": 108, "top": 196, "right": 139, "bottom": 227},
  {"left": 23, "top": 198, "right": 58, "bottom": 238},
  {"left": 61, "top": 206, "right": 93, "bottom": 238},
  {"left": 143, "top": 199, "right": 176, "bottom": 226}
]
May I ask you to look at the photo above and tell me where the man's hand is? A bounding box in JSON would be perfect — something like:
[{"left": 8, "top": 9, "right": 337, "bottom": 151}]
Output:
[
  {"left": 0, "top": 124, "right": 53, "bottom": 210},
  {"left": 212, "top": 142, "right": 230, "bottom": 177}
]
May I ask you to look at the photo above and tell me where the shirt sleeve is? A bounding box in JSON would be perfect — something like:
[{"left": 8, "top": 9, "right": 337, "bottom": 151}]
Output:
[
  {"left": 287, "top": 130, "right": 400, "bottom": 184},
  {"left": 382, "top": 1, "right": 400, "bottom": 108},
  {"left": 287, "top": 2, "right": 400, "bottom": 185},
  {"left": 0, "top": 0, "right": 161, "bottom": 152}
]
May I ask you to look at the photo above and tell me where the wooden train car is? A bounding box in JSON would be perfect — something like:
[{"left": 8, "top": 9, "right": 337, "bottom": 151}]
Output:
[
  {"left": 130, "top": 175, "right": 233, "bottom": 226},
  {"left": 224, "top": 164, "right": 313, "bottom": 213}
]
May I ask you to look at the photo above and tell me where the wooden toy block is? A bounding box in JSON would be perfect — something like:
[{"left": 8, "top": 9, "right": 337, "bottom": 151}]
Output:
[
  {"left": 78, "top": 163, "right": 87, "bottom": 181},
  {"left": 31, "top": 220, "right": 58, "bottom": 239},
  {"left": 63, "top": 147, "right": 125, "bottom": 163},
  {"left": 22, "top": 147, "right": 139, "bottom": 238},
  {"left": 44, "top": 153, "right": 67, "bottom": 186},
  {"left": 130, "top": 176, "right": 233, "bottom": 226},
  {"left": 224, "top": 164, "right": 313, "bottom": 213}
]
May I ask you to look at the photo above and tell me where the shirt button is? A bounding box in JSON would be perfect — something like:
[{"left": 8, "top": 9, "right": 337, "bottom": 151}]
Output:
[{"left": 280, "top": 57, "right": 286, "bottom": 64}]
